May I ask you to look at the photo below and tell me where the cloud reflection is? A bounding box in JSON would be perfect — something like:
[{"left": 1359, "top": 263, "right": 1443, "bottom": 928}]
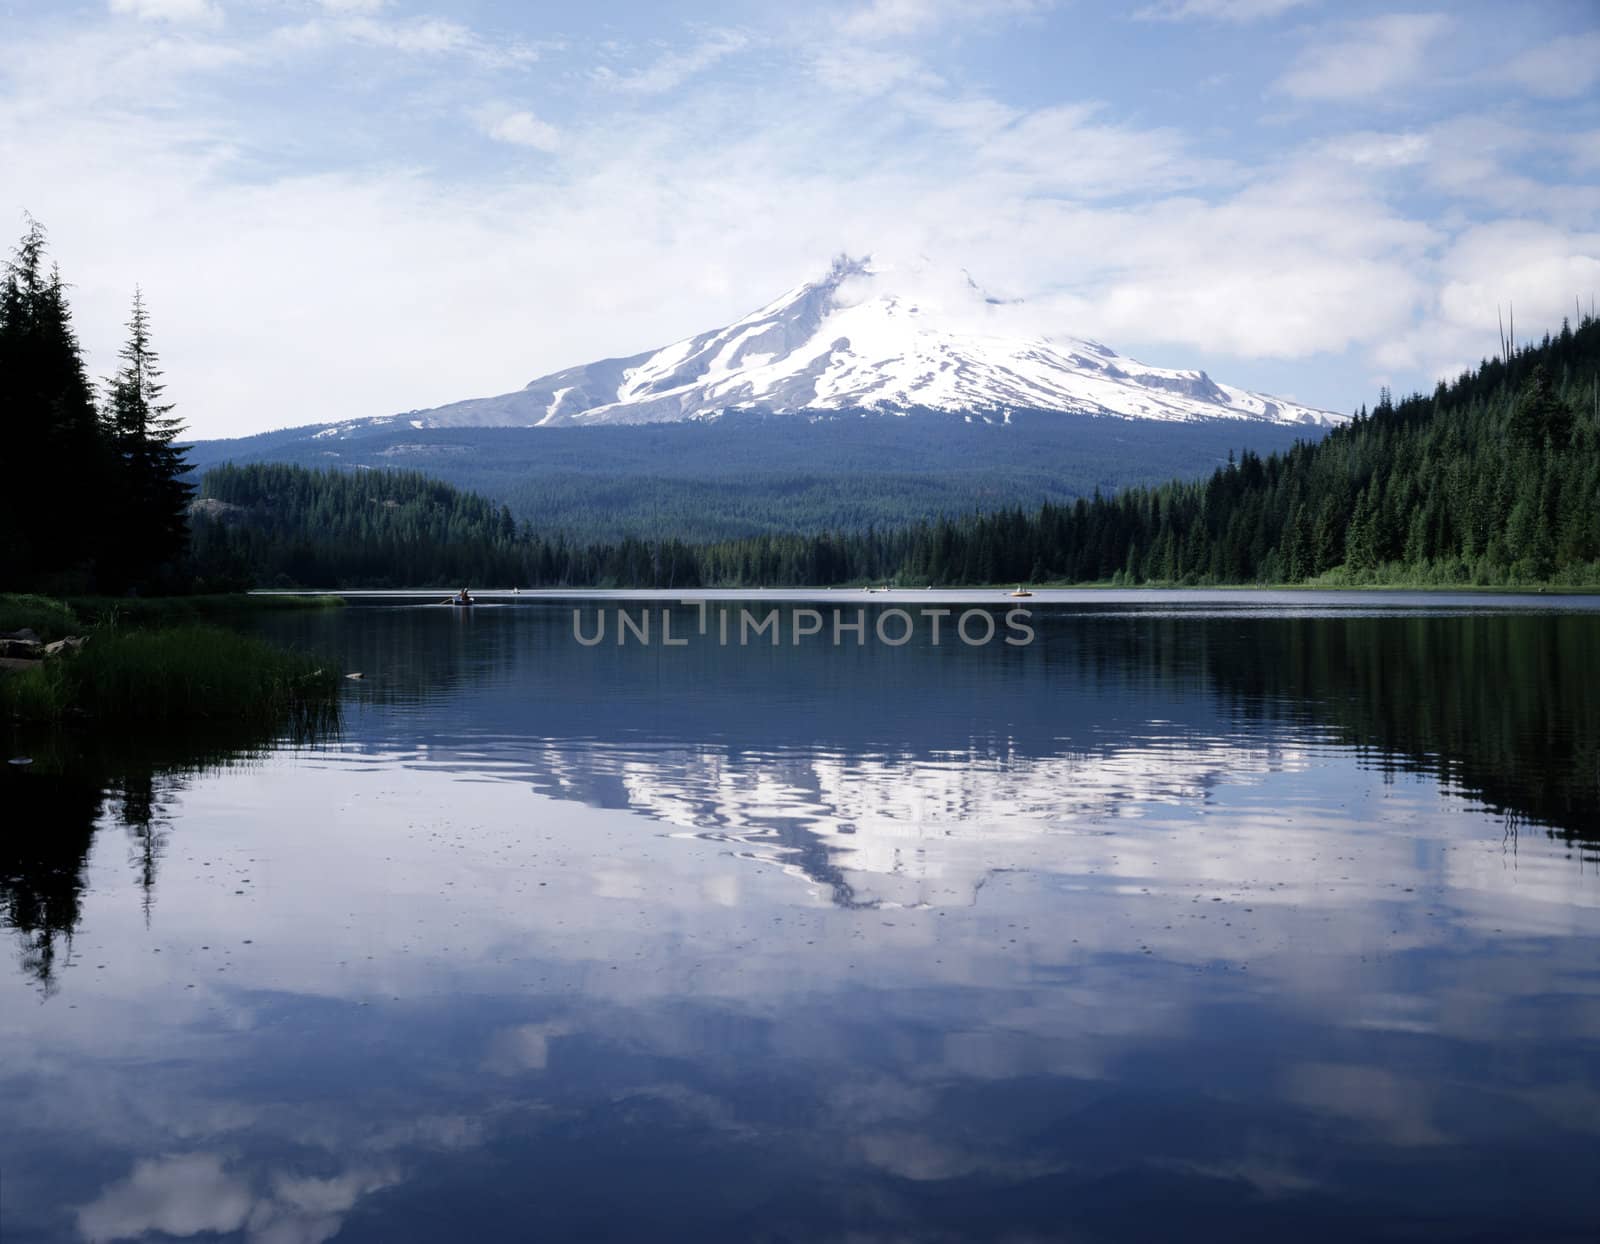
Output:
[{"left": 76, "top": 1153, "right": 398, "bottom": 1244}]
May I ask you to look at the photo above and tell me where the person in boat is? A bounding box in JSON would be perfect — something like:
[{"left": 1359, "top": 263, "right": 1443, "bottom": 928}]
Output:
[{"left": 452, "top": 587, "right": 473, "bottom": 606}]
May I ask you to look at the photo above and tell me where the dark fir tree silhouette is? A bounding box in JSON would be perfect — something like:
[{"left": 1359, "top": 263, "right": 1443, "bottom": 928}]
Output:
[
  {"left": 0, "top": 215, "right": 109, "bottom": 587},
  {"left": 0, "top": 765, "right": 103, "bottom": 996},
  {"left": 0, "top": 218, "right": 194, "bottom": 591},
  {"left": 103, "top": 288, "right": 192, "bottom": 588}
]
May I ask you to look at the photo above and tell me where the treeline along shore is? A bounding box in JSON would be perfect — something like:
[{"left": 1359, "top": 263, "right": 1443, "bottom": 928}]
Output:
[
  {"left": 190, "top": 313, "right": 1600, "bottom": 590},
  {"left": 0, "top": 219, "right": 339, "bottom": 725}
]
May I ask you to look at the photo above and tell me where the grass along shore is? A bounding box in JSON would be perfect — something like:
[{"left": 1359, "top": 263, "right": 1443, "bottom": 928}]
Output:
[
  {"left": 0, "top": 591, "right": 343, "bottom": 643},
  {"left": 1, "top": 594, "right": 342, "bottom": 723}
]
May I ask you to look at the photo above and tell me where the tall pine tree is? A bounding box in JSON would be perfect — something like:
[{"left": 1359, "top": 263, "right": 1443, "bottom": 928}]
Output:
[
  {"left": 102, "top": 288, "right": 192, "bottom": 588},
  {"left": 0, "top": 216, "right": 108, "bottom": 587}
]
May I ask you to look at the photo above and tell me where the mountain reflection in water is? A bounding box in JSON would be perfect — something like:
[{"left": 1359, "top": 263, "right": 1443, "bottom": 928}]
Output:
[
  {"left": 1, "top": 596, "right": 1597, "bottom": 1243},
  {"left": 298, "top": 600, "right": 1600, "bottom": 897}
]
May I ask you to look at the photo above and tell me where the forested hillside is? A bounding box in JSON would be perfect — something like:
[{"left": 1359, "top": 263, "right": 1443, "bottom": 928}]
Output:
[
  {"left": 183, "top": 410, "right": 1313, "bottom": 543},
  {"left": 193, "top": 312, "right": 1600, "bottom": 590},
  {"left": 961, "top": 313, "right": 1600, "bottom": 588},
  {"left": 193, "top": 465, "right": 537, "bottom": 588},
  {"left": 691, "top": 313, "right": 1600, "bottom": 588}
]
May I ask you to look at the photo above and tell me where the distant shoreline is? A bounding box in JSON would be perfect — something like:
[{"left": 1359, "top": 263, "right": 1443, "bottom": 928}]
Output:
[{"left": 248, "top": 585, "right": 1600, "bottom": 601}]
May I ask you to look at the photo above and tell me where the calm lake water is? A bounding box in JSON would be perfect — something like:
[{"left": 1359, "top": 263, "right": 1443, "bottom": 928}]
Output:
[{"left": 3, "top": 591, "right": 1599, "bottom": 1242}]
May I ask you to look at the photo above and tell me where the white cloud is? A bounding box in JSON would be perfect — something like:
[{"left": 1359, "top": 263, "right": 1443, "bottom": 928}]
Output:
[
  {"left": 3, "top": 25, "right": 246, "bottom": 115},
  {"left": 1023, "top": 167, "right": 1438, "bottom": 361},
  {"left": 1135, "top": 0, "right": 1312, "bottom": 21},
  {"left": 1501, "top": 31, "right": 1600, "bottom": 101},
  {"left": 0, "top": 55, "right": 1448, "bottom": 435},
  {"left": 347, "top": 16, "right": 529, "bottom": 62},
  {"left": 1320, "top": 130, "right": 1430, "bottom": 168},
  {"left": 972, "top": 102, "right": 1220, "bottom": 197},
  {"left": 1380, "top": 220, "right": 1600, "bottom": 375},
  {"left": 4, "top": 2, "right": 1595, "bottom": 437},
  {"left": 479, "top": 109, "right": 560, "bottom": 151},
  {"left": 597, "top": 29, "right": 749, "bottom": 94},
  {"left": 811, "top": 46, "right": 939, "bottom": 95},
  {"left": 840, "top": 0, "right": 1049, "bottom": 40},
  {"left": 903, "top": 92, "right": 1018, "bottom": 137},
  {"left": 276, "top": 14, "right": 542, "bottom": 69},
  {"left": 1570, "top": 130, "right": 1600, "bottom": 175},
  {"left": 1276, "top": 13, "right": 1451, "bottom": 101},
  {"left": 1414, "top": 116, "right": 1599, "bottom": 227},
  {"left": 109, "top": 0, "right": 219, "bottom": 23}
]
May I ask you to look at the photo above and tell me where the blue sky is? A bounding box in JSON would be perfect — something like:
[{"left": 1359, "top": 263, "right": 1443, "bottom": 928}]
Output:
[{"left": 3, "top": 0, "right": 1597, "bottom": 438}]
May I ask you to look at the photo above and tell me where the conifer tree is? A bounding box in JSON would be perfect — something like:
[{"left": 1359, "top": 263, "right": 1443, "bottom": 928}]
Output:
[
  {"left": 103, "top": 288, "right": 192, "bottom": 587},
  {"left": 1508, "top": 364, "right": 1574, "bottom": 451},
  {"left": 0, "top": 216, "right": 107, "bottom": 586}
]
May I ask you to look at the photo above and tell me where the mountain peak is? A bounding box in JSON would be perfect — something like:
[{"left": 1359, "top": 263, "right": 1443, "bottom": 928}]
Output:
[
  {"left": 406, "top": 259, "right": 1342, "bottom": 430},
  {"left": 827, "top": 252, "right": 873, "bottom": 282}
]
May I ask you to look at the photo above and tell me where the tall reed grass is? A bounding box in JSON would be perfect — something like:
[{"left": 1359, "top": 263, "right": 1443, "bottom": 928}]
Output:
[
  {"left": 0, "top": 594, "right": 80, "bottom": 641},
  {"left": 1, "top": 623, "right": 340, "bottom": 723}
]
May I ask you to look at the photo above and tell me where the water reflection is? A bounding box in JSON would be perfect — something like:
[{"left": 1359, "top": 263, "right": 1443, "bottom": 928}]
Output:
[
  {"left": 2, "top": 720, "right": 337, "bottom": 994},
  {"left": 272, "top": 601, "right": 1600, "bottom": 899},
  {"left": 2, "top": 597, "right": 1598, "bottom": 1242}
]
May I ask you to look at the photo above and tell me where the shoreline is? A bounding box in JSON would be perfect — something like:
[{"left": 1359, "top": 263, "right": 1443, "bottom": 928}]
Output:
[
  {"left": 247, "top": 584, "right": 1600, "bottom": 603},
  {"left": 1, "top": 593, "right": 343, "bottom": 724}
]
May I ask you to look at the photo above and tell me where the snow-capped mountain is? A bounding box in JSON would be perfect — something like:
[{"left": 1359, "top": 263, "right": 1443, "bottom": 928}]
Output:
[{"left": 401, "top": 256, "right": 1342, "bottom": 430}]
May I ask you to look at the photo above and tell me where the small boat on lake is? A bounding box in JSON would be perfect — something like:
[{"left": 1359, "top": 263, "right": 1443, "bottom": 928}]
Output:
[{"left": 1009, "top": 585, "right": 1033, "bottom": 598}]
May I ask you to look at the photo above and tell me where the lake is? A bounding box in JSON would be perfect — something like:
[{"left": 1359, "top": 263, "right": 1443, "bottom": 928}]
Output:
[{"left": 3, "top": 591, "right": 1599, "bottom": 1242}]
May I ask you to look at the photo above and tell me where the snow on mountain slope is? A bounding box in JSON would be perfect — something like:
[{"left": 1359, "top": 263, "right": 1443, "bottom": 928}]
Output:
[{"left": 404, "top": 257, "right": 1343, "bottom": 430}]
